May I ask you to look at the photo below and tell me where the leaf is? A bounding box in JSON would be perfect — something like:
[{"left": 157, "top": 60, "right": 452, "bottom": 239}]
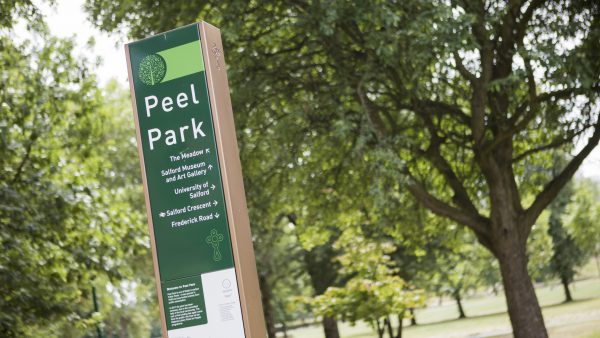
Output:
[{"left": 138, "top": 54, "right": 166, "bottom": 86}]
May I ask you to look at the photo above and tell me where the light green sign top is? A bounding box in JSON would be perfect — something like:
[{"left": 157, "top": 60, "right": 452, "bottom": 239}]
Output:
[{"left": 138, "top": 41, "right": 205, "bottom": 86}]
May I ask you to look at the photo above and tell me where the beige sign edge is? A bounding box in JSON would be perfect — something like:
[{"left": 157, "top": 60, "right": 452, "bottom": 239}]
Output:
[
  {"left": 199, "top": 21, "right": 267, "bottom": 338},
  {"left": 124, "top": 22, "right": 267, "bottom": 338}
]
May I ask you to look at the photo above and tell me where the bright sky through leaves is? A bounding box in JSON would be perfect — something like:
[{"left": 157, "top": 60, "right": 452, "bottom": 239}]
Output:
[{"left": 42, "top": 0, "right": 600, "bottom": 181}]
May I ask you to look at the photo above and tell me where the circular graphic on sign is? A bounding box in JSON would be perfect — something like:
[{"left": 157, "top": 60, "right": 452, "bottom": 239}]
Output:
[
  {"left": 138, "top": 54, "right": 167, "bottom": 85},
  {"left": 222, "top": 279, "right": 232, "bottom": 289}
]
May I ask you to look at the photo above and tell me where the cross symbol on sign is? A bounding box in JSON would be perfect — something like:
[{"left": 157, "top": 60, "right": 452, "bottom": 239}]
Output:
[{"left": 206, "top": 228, "right": 224, "bottom": 261}]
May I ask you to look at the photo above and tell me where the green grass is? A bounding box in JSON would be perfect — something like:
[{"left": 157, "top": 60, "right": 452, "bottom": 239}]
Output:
[
  {"left": 578, "top": 258, "right": 600, "bottom": 280},
  {"left": 286, "top": 277, "right": 600, "bottom": 338}
]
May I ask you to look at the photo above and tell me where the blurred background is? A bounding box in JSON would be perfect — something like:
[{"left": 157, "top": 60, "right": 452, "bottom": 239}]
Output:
[{"left": 1, "top": 0, "right": 599, "bottom": 337}]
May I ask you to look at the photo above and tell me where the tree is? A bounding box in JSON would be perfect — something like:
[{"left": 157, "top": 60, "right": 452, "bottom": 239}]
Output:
[
  {"left": 232, "top": 79, "right": 317, "bottom": 337},
  {"left": 1, "top": 4, "right": 151, "bottom": 335},
  {"left": 82, "top": 81, "right": 160, "bottom": 338},
  {"left": 568, "top": 178, "right": 600, "bottom": 277},
  {"left": 547, "top": 182, "right": 584, "bottom": 302},
  {"left": 85, "top": 1, "right": 600, "bottom": 336},
  {"left": 311, "top": 228, "right": 424, "bottom": 338},
  {"left": 379, "top": 202, "right": 470, "bottom": 325},
  {"left": 429, "top": 239, "right": 478, "bottom": 320},
  {"left": 299, "top": 224, "right": 344, "bottom": 338},
  {"left": 0, "top": 31, "right": 96, "bottom": 336},
  {"left": 252, "top": 215, "right": 313, "bottom": 338},
  {"left": 0, "top": 0, "right": 43, "bottom": 29},
  {"left": 232, "top": 82, "right": 321, "bottom": 337}
]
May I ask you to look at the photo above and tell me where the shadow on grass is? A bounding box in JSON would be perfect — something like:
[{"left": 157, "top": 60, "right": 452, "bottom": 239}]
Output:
[
  {"left": 541, "top": 297, "right": 597, "bottom": 309},
  {"left": 404, "top": 296, "right": 598, "bottom": 329}
]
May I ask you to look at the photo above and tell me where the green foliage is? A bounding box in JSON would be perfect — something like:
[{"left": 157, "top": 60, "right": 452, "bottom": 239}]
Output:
[
  {"left": 84, "top": 0, "right": 600, "bottom": 236},
  {"left": 547, "top": 183, "right": 584, "bottom": 288},
  {"left": 0, "top": 30, "right": 95, "bottom": 335},
  {"left": 568, "top": 179, "right": 600, "bottom": 263},
  {"left": 526, "top": 211, "right": 554, "bottom": 282},
  {"left": 83, "top": 0, "right": 600, "bottom": 334},
  {"left": 82, "top": 81, "right": 159, "bottom": 337},
  {"left": 311, "top": 276, "right": 423, "bottom": 326},
  {"left": 427, "top": 232, "right": 499, "bottom": 299},
  {"left": 0, "top": 17, "right": 151, "bottom": 335},
  {"left": 0, "top": 0, "right": 46, "bottom": 30},
  {"left": 310, "top": 228, "right": 424, "bottom": 332}
]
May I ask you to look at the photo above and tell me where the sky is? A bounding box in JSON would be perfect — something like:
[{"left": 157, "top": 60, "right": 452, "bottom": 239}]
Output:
[
  {"left": 42, "top": 0, "right": 128, "bottom": 86},
  {"left": 41, "top": 0, "right": 600, "bottom": 181}
]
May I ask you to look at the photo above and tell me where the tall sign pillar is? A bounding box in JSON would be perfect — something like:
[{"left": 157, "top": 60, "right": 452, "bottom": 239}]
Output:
[{"left": 125, "top": 22, "right": 267, "bottom": 338}]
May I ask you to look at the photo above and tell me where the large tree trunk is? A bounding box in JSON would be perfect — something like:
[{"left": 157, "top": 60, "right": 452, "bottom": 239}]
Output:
[
  {"left": 477, "top": 151, "right": 549, "bottom": 338},
  {"left": 561, "top": 276, "right": 573, "bottom": 302},
  {"left": 322, "top": 316, "right": 340, "bottom": 338},
  {"left": 258, "top": 273, "right": 277, "bottom": 338},
  {"left": 496, "top": 237, "right": 548, "bottom": 338}
]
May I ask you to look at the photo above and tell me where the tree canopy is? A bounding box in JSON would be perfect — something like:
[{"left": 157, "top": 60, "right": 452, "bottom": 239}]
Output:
[
  {"left": 85, "top": 1, "right": 600, "bottom": 336},
  {"left": 0, "top": 0, "right": 598, "bottom": 336},
  {"left": 0, "top": 9, "right": 151, "bottom": 336}
]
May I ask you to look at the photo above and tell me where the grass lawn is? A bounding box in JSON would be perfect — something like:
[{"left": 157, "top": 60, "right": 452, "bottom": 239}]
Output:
[{"left": 286, "top": 276, "right": 600, "bottom": 338}]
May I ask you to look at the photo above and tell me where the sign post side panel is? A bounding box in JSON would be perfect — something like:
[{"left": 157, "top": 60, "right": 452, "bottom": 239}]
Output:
[{"left": 200, "top": 21, "right": 268, "bottom": 338}]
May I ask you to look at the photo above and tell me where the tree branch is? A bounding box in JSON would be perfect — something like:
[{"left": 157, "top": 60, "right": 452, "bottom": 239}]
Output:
[
  {"left": 519, "top": 45, "right": 538, "bottom": 109},
  {"left": 453, "top": 51, "right": 477, "bottom": 84},
  {"left": 406, "top": 178, "right": 491, "bottom": 241},
  {"left": 357, "top": 80, "right": 388, "bottom": 138},
  {"left": 413, "top": 99, "right": 471, "bottom": 125},
  {"left": 511, "top": 85, "right": 600, "bottom": 132},
  {"left": 11, "top": 130, "right": 38, "bottom": 185},
  {"left": 458, "top": 0, "right": 494, "bottom": 147},
  {"left": 420, "top": 114, "right": 480, "bottom": 216},
  {"left": 523, "top": 120, "right": 600, "bottom": 227},
  {"left": 514, "top": 0, "right": 546, "bottom": 45},
  {"left": 512, "top": 126, "right": 591, "bottom": 163}
]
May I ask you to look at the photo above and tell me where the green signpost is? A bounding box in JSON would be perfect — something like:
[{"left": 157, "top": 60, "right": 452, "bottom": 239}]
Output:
[{"left": 125, "top": 22, "right": 266, "bottom": 338}]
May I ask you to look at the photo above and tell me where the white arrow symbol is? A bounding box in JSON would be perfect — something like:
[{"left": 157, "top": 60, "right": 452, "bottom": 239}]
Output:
[
  {"left": 208, "top": 164, "right": 213, "bottom": 170},
  {"left": 205, "top": 148, "right": 210, "bottom": 153},
  {"left": 213, "top": 200, "right": 218, "bottom": 206},
  {"left": 215, "top": 212, "right": 220, "bottom": 218},
  {"left": 159, "top": 212, "right": 166, "bottom": 218},
  {"left": 211, "top": 184, "right": 216, "bottom": 190}
]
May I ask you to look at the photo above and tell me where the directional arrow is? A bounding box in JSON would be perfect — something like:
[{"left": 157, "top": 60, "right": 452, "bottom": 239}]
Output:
[
  {"left": 215, "top": 212, "right": 220, "bottom": 219},
  {"left": 213, "top": 200, "right": 218, "bottom": 207},
  {"left": 211, "top": 184, "right": 216, "bottom": 190},
  {"left": 208, "top": 164, "right": 213, "bottom": 170},
  {"left": 205, "top": 148, "right": 210, "bottom": 153},
  {"left": 159, "top": 212, "right": 166, "bottom": 218}
]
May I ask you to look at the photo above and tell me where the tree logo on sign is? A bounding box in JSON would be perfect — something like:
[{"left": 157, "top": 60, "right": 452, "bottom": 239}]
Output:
[{"left": 138, "top": 54, "right": 166, "bottom": 85}]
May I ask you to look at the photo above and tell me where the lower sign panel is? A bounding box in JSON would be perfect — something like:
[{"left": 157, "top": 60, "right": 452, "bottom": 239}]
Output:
[{"left": 165, "top": 268, "right": 245, "bottom": 337}]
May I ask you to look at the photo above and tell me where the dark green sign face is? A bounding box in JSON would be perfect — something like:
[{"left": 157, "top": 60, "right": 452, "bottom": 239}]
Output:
[{"left": 127, "top": 24, "right": 245, "bottom": 336}]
